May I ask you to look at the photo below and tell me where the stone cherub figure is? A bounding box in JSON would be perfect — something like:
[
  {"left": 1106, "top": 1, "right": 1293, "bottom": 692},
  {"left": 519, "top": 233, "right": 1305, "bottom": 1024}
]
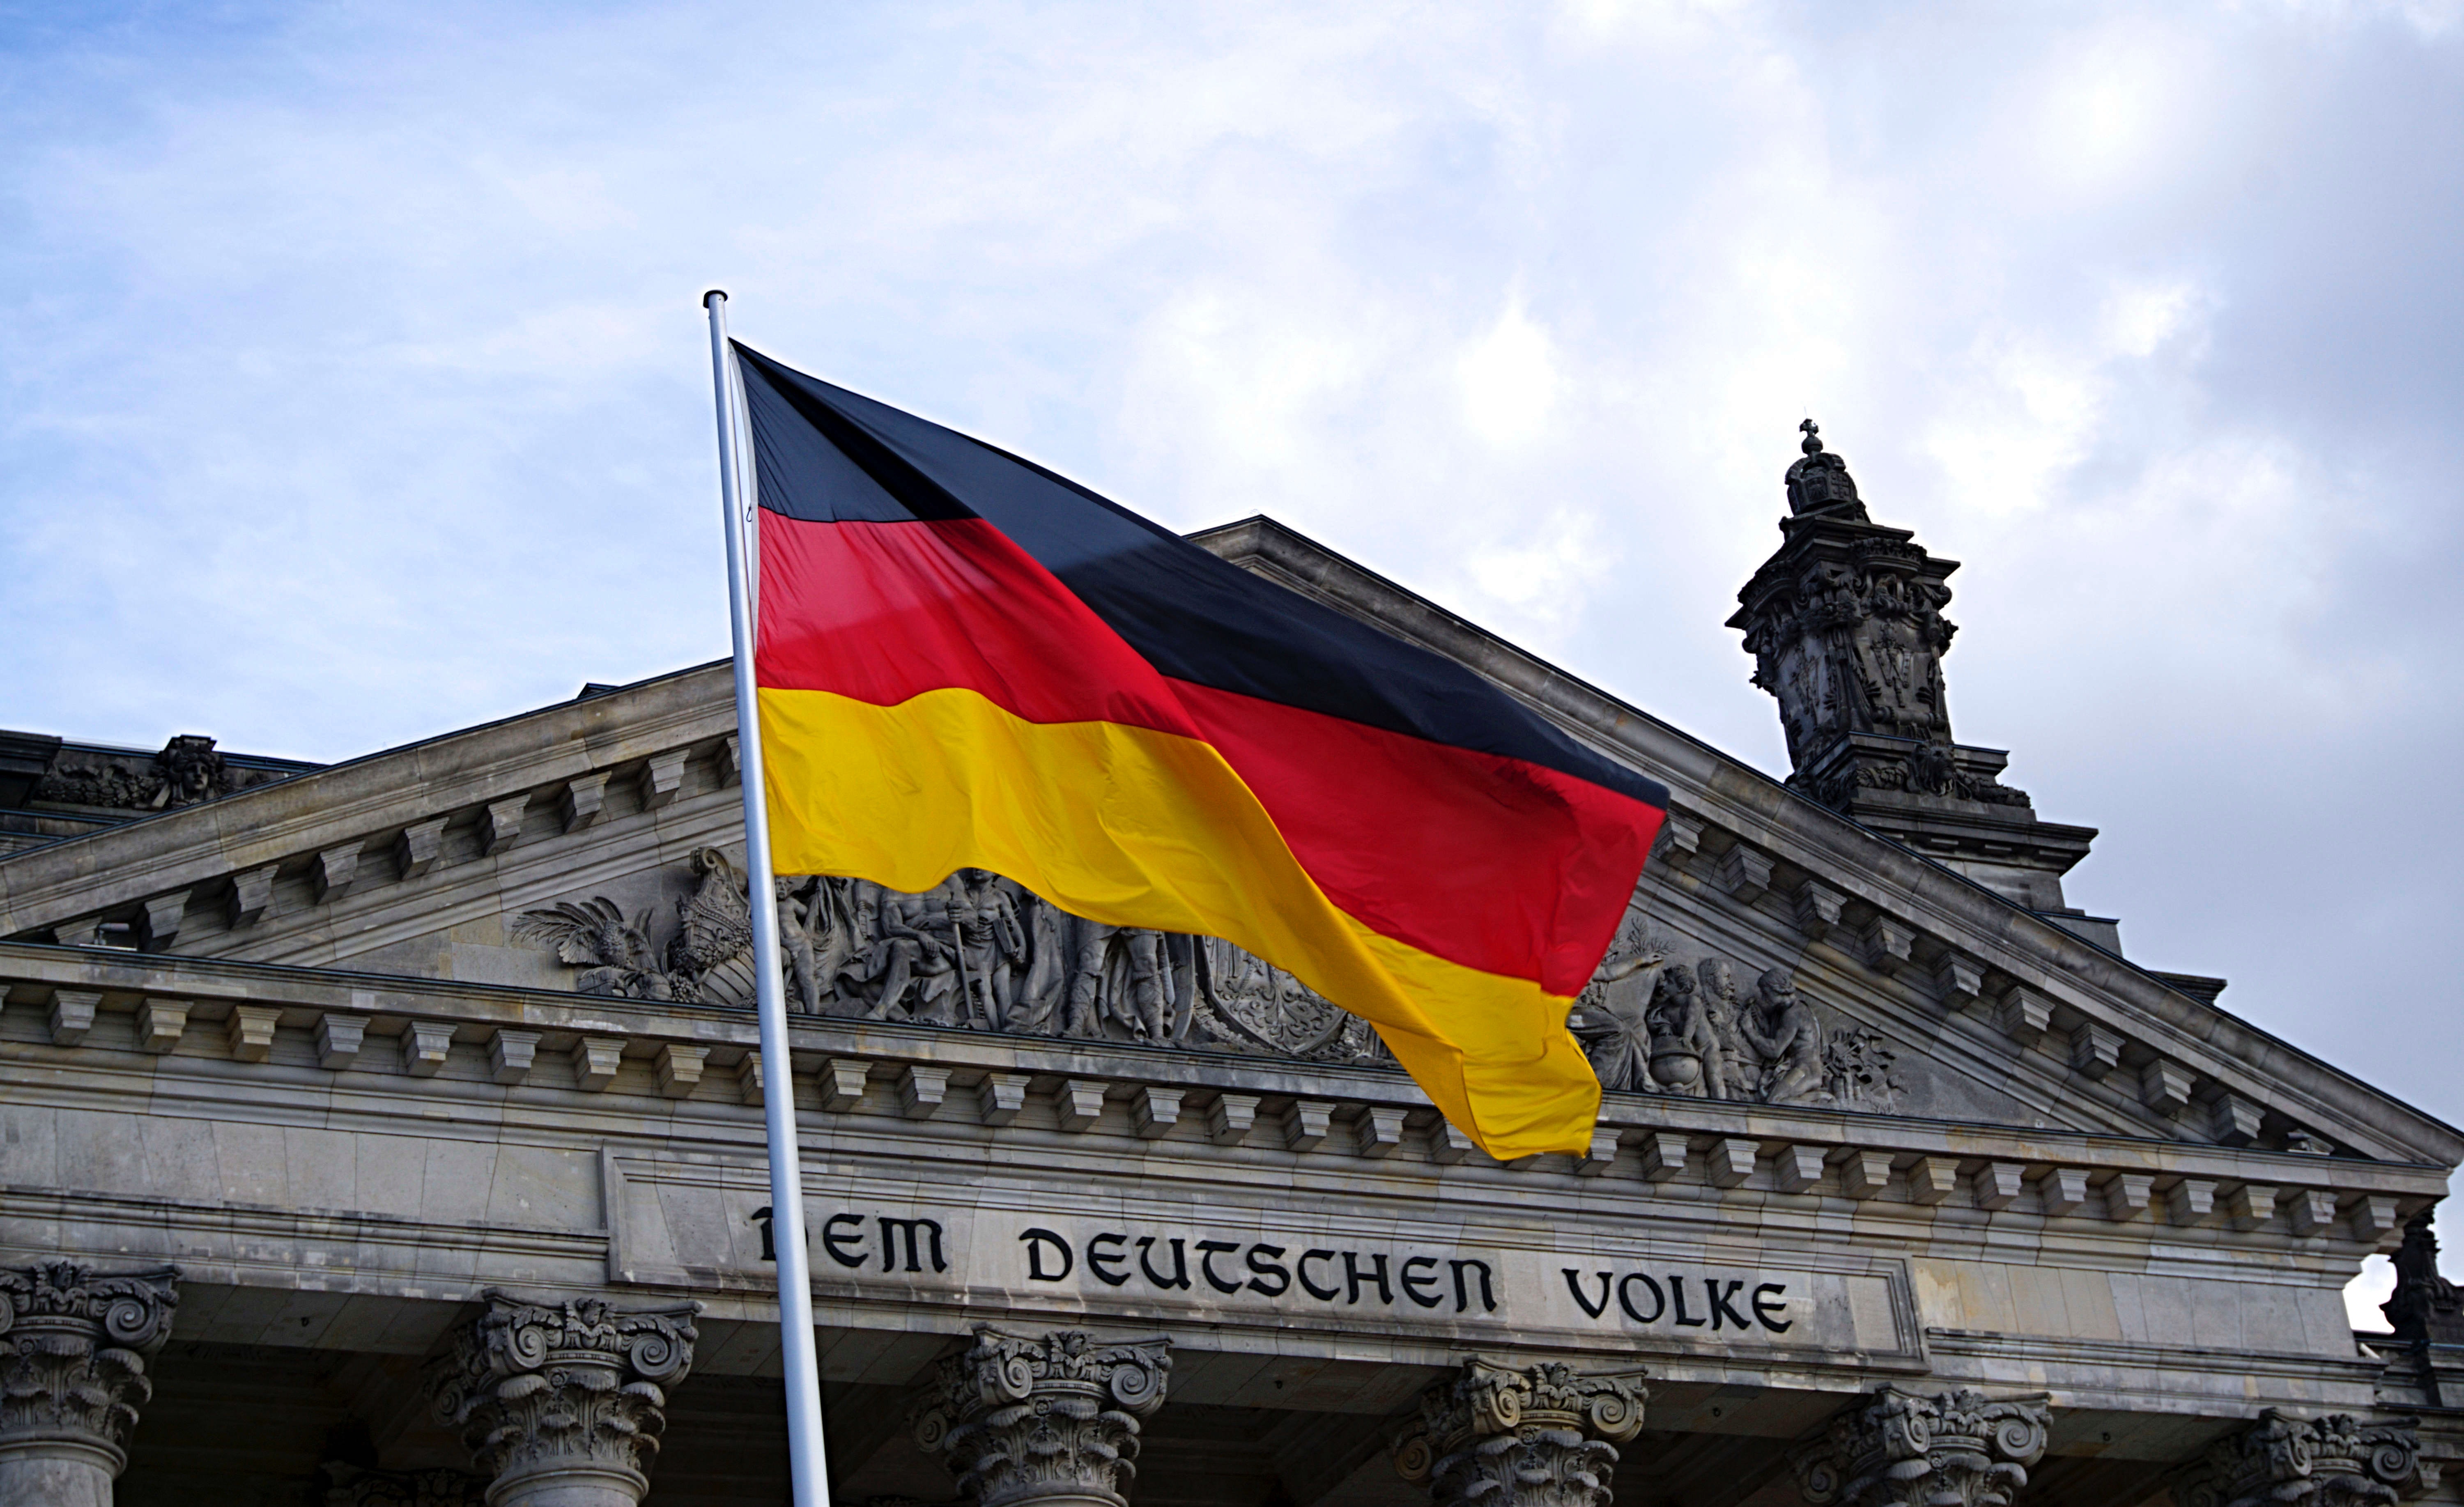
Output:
[
  {"left": 1695, "top": 958, "right": 1758, "bottom": 1101},
  {"left": 1642, "top": 965, "right": 1724, "bottom": 1097},
  {"left": 1741, "top": 967, "right": 1826, "bottom": 1105}
]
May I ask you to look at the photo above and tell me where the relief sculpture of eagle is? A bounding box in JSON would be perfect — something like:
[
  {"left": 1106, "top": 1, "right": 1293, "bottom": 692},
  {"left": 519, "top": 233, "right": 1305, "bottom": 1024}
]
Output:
[{"left": 509, "top": 897, "right": 671, "bottom": 999}]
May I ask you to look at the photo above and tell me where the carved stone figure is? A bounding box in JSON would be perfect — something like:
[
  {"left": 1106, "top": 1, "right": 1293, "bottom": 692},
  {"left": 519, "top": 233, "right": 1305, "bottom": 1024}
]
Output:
[
  {"left": 0, "top": 1261, "right": 180, "bottom": 1505},
  {"left": 2176, "top": 1411, "right": 2432, "bottom": 1507},
  {"left": 949, "top": 869, "right": 1032, "bottom": 1031},
  {"left": 1569, "top": 920, "right": 1670, "bottom": 1092},
  {"left": 775, "top": 877, "right": 824, "bottom": 1015},
  {"left": 28, "top": 733, "right": 293, "bottom": 811},
  {"left": 866, "top": 875, "right": 966, "bottom": 1024},
  {"left": 1791, "top": 1386, "right": 2050, "bottom": 1507},
  {"left": 911, "top": 1326, "right": 1171, "bottom": 1507},
  {"left": 1744, "top": 968, "right": 1825, "bottom": 1105},
  {"left": 428, "top": 1291, "right": 699, "bottom": 1507},
  {"left": 1392, "top": 1358, "right": 1648, "bottom": 1507},
  {"left": 1069, "top": 921, "right": 1167, "bottom": 1040},
  {"left": 1695, "top": 958, "right": 1753, "bottom": 1101},
  {"left": 516, "top": 860, "right": 1905, "bottom": 1104}
]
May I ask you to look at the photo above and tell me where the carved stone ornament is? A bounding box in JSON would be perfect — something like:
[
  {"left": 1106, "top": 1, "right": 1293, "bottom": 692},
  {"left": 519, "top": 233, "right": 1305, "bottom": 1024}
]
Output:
[
  {"left": 2177, "top": 1411, "right": 2434, "bottom": 1507},
  {"left": 1729, "top": 425, "right": 2030, "bottom": 817},
  {"left": 2383, "top": 1213, "right": 2464, "bottom": 1346},
  {"left": 1791, "top": 1386, "right": 2050, "bottom": 1507},
  {"left": 427, "top": 1290, "right": 699, "bottom": 1507},
  {"left": 0, "top": 1261, "right": 179, "bottom": 1484},
  {"left": 514, "top": 861, "right": 1393, "bottom": 1069},
  {"left": 910, "top": 1326, "right": 1172, "bottom": 1507},
  {"left": 323, "top": 1461, "right": 490, "bottom": 1507},
  {"left": 1569, "top": 917, "right": 1901, "bottom": 1110},
  {"left": 1391, "top": 1358, "right": 1648, "bottom": 1507},
  {"left": 30, "top": 733, "right": 293, "bottom": 811}
]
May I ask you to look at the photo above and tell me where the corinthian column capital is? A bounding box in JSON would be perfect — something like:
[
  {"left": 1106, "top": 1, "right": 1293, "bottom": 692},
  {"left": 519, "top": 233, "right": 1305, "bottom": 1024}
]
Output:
[
  {"left": 0, "top": 1261, "right": 180, "bottom": 1501},
  {"left": 427, "top": 1290, "right": 699, "bottom": 1507},
  {"left": 912, "top": 1326, "right": 1172, "bottom": 1507},
  {"left": 1790, "top": 1386, "right": 2050, "bottom": 1507},
  {"left": 1392, "top": 1358, "right": 1649, "bottom": 1507},
  {"left": 2178, "top": 1411, "right": 2436, "bottom": 1507}
]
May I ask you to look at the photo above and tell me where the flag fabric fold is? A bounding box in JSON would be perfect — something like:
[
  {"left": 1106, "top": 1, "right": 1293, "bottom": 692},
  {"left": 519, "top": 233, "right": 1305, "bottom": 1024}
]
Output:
[{"left": 735, "top": 341, "right": 1669, "bottom": 1157}]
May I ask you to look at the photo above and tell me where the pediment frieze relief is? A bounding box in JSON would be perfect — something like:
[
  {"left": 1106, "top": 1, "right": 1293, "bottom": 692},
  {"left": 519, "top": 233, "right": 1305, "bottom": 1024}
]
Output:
[
  {"left": 504, "top": 850, "right": 2006, "bottom": 1133},
  {"left": 495, "top": 836, "right": 2365, "bottom": 1164},
  {"left": 510, "top": 851, "right": 1394, "bottom": 1070}
]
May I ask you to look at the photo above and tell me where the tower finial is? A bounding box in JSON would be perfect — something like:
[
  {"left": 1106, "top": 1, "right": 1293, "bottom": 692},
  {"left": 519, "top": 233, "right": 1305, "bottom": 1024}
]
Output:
[{"left": 1783, "top": 420, "right": 1864, "bottom": 521}]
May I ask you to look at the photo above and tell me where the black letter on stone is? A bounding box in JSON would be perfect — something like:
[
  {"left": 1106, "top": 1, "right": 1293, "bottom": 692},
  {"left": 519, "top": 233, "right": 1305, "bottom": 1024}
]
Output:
[
  {"left": 1450, "top": 1259, "right": 1497, "bottom": 1314},
  {"left": 1344, "top": 1252, "right": 1393, "bottom": 1306},
  {"left": 1563, "top": 1269, "right": 1612, "bottom": 1319},
  {"left": 1195, "top": 1240, "right": 1243, "bottom": 1294},
  {"left": 1136, "top": 1236, "right": 1191, "bottom": 1291},
  {"left": 879, "top": 1218, "right": 947, "bottom": 1273},
  {"left": 1400, "top": 1257, "right": 1444, "bottom": 1309},
  {"left": 1671, "top": 1275, "right": 1704, "bottom": 1327},
  {"left": 1706, "top": 1279, "right": 1750, "bottom": 1331},
  {"left": 1021, "top": 1229, "right": 1073, "bottom": 1282},
  {"left": 1246, "top": 1245, "right": 1290, "bottom": 1297},
  {"left": 1618, "top": 1273, "right": 1666, "bottom": 1324},
  {"left": 1297, "top": 1249, "right": 1341, "bottom": 1301},
  {"left": 821, "top": 1213, "right": 867, "bottom": 1270},
  {"left": 1087, "top": 1232, "right": 1132, "bottom": 1287},
  {"left": 1752, "top": 1282, "right": 1793, "bottom": 1333}
]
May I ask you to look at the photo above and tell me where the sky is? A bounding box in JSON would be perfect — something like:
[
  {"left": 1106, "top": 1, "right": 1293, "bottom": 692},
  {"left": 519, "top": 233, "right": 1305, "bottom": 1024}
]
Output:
[{"left": 5, "top": 1, "right": 2461, "bottom": 1318}]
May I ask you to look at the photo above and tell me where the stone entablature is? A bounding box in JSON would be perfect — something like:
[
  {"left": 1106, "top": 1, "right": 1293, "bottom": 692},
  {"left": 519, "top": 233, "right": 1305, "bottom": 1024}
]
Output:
[{"left": 0, "top": 941, "right": 2430, "bottom": 1257}]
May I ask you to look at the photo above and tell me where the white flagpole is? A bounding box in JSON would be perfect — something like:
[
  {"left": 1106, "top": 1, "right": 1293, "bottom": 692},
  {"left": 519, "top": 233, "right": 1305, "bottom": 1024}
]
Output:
[{"left": 702, "top": 288, "right": 833, "bottom": 1507}]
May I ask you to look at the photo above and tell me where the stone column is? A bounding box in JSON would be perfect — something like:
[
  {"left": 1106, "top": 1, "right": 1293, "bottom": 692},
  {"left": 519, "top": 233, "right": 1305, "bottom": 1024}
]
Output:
[
  {"left": 427, "top": 1290, "right": 699, "bottom": 1507},
  {"left": 1789, "top": 1386, "right": 2051, "bottom": 1507},
  {"left": 1391, "top": 1358, "right": 1649, "bottom": 1507},
  {"left": 0, "top": 1261, "right": 180, "bottom": 1507},
  {"left": 2177, "top": 1411, "right": 2435, "bottom": 1507},
  {"left": 911, "top": 1326, "right": 1173, "bottom": 1507}
]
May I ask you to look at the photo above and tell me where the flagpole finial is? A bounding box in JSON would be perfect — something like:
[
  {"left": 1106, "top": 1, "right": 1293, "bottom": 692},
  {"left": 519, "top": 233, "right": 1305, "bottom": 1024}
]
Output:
[{"left": 702, "top": 287, "right": 729, "bottom": 308}]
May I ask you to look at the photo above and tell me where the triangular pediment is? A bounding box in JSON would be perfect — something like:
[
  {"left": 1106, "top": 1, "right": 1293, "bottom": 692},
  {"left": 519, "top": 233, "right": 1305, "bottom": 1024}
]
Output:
[{"left": 2, "top": 524, "right": 2453, "bottom": 1172}]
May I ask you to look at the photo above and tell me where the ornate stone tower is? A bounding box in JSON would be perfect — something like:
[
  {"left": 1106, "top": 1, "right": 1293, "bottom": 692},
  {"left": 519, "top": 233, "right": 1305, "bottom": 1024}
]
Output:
[{"left": 1728, "top": 423, "right": 2107, "bottom": 937}]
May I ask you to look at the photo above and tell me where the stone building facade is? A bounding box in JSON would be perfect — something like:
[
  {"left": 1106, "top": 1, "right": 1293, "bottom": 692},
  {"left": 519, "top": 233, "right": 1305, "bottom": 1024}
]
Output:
[{"left": 1, "top": 431, "right": 2457, "bottom": 1507}]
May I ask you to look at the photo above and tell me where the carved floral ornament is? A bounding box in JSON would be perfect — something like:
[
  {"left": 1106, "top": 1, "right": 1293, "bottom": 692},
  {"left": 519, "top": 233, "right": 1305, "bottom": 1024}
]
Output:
[
  {"left": 911, "top": 1326, "right": 1172, "bottom": 1507},
  {"left": 426, "top": 1291, "right": 699, "bottom": 1492},
  {"left": 514, "top": 858, "right": 1907, "bottom": 1105},
  {"left": 1393, "top": 1359, "right": 1648, "bottom": 1507},
  {"left": 1789, "top": 1386, "right": 2051, "bottom": 1507},
  {"left": 0, "top": 1261, "right": 180, "bottom": 1463},
  {"left": 2176, "top": 1411, "right": 2434, "bottom": 1507}
]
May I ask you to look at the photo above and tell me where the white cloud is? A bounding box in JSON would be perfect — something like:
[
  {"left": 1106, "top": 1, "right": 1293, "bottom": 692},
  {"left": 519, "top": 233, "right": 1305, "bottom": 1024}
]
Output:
[{"left": 1457, "top": 296, "right": 1563, "bottom": 448}]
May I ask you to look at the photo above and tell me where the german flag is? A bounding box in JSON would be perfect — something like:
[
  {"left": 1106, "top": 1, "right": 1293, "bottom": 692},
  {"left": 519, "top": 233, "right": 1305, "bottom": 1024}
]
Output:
[{"left": 736, "top": 344, "right": 1669, "bottom": 1158}]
